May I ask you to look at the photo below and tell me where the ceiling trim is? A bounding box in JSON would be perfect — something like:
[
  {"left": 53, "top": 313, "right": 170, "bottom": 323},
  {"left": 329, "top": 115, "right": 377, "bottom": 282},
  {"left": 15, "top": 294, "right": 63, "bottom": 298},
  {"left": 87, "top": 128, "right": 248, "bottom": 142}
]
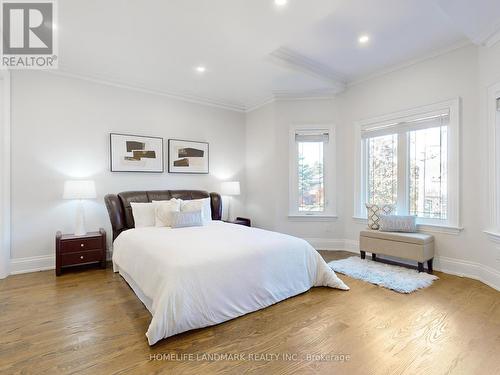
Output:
[
  {"left": 47, "top": 68, "right": 247, "bottom": 113},
  {"left": 469, "top": 19, "right": 500, "bottom": 47},
  {"left": 347, "top": 39, "right": 472, "bottom": 88},
  {"left": 245, "top": 95, "right": 275, "bottom": 113},
  {"left": 483, "top": 28, "right": 500, "bottom": 48},
  {"left": 268, "top": 47, "right": 347, "bottom": 93},
  {"left": 245, "top": 89, "right": 336, "bottom": 113}
]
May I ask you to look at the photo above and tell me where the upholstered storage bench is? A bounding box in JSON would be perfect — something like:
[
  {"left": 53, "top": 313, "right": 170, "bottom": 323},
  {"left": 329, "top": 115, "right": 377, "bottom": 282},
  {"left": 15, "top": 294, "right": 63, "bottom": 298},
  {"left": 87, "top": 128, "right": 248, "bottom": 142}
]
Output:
[{"left": 359, "top": 230, "right": 435, "bottom": 273}]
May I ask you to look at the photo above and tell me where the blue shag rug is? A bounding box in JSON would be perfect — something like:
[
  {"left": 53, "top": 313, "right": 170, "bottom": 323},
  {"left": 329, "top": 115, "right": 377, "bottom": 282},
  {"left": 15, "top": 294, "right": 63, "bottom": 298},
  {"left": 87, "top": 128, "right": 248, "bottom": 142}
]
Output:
[{"left": 328, "top": 256, "right": 438, "bottom": 293}]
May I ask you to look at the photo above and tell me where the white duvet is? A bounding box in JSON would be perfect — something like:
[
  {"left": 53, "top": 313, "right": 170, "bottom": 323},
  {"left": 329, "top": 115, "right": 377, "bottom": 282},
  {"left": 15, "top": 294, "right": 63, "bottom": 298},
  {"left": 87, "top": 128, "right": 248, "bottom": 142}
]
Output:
[{"left": 112, "top": 221, "right": 348, "bottom": 345}]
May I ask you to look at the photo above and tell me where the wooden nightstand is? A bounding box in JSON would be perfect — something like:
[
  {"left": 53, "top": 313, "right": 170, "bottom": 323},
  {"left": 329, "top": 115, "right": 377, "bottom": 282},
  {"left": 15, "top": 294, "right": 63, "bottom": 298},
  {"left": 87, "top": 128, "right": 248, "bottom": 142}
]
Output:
[
  {"left": 55, "top": 228, "right": 106, "bottom": 276},
  {"left": 224, "top": 217, "right": 251, "bottom": 227}
]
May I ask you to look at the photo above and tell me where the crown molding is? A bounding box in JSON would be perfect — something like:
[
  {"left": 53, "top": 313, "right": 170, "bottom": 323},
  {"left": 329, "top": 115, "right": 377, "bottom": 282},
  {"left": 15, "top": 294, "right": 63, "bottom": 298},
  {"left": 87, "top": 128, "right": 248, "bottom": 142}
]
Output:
[
  {"left": 47, "top": 68, "right": 247, "bottom": 113},
  {"left": 268, "top": 47, "right": 347, "bottom": 93},
  {"left": 245, "top": 95, "right": 275, "bottom": 113},
  {"left": 245, "top": 89, "right": 336, "bottom": 113},
  {"left": 271, "top": 88, "right": 338, "bottom": 100},
  {"left": 483, "top": 28, "right": 500, "bottom": 48},
  {"left": 469, "top": 20, "right": 500, "bottom": 48},
  {"left": 347, "top": 39, "right": 473, "bottom": 88}
]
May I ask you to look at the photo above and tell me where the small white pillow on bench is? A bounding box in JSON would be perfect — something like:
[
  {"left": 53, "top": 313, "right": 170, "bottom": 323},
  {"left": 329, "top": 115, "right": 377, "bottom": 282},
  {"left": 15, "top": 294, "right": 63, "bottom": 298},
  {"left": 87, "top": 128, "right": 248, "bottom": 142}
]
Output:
[
  {"left": 379, "top": 215, "right": 417, "bottom": 233},
  {"left": 365, "top": 203, "right": 394, "bottom": 230}
]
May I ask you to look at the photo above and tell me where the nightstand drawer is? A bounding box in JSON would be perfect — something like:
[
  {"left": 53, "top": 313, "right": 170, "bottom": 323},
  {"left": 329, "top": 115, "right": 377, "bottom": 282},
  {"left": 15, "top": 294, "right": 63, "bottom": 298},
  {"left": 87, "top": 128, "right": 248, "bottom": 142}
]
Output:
[
  {"left": 61, "top": 250, "right": 103, "bottom": 266},
  {"left": 60, "top": 238, "right": 102, "bottom": 253}
]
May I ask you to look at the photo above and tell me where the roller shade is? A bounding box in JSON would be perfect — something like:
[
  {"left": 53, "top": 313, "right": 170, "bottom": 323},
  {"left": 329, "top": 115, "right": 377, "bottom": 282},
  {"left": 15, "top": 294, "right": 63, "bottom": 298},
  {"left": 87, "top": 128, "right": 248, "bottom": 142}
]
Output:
[
  {"left": 295, "top": 129, "right": 329, "bottom": 143},
  {"left": 361, "top": 110, "right": 449, "bottom": 139}
]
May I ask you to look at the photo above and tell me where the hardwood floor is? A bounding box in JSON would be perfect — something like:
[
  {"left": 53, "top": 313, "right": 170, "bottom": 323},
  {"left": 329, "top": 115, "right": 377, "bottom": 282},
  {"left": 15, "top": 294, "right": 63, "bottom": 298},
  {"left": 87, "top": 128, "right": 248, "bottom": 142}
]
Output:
[{"left": 1, "top": 251, "right": 499, "bottom": 375}]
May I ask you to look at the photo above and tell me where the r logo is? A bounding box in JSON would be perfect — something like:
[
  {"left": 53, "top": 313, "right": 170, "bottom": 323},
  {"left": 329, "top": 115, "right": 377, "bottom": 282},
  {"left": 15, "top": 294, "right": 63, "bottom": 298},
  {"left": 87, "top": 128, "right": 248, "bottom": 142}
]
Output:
[{"left": 2, "top": 2, "right": 53, "bottom": 54}]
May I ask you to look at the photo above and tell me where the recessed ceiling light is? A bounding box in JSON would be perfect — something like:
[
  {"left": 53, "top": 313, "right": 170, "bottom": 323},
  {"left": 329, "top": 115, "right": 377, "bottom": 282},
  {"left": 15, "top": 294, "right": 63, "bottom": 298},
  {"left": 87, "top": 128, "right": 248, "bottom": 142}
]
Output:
[
  {"left": 358, "top": 35, "right": 370, "bottom": 45},
  {"left": 275, "top": 0, "right": 287, "bottom": 6},
  {"left": 195, "top": 66, "right": 206, "bottom": 73}
]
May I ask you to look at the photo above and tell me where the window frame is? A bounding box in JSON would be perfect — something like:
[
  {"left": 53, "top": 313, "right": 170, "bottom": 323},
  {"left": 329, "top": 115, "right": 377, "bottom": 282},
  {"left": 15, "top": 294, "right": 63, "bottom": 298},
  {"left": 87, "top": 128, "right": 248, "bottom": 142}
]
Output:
[
  {"left": 353, "top": 99, "right": 462, "bottom": 233},
  {"left": 485, "top": 83, "right": 500, "bottom": 242},
  {"left": 289, "top": 124, "right": 337, "bottom": 219}
]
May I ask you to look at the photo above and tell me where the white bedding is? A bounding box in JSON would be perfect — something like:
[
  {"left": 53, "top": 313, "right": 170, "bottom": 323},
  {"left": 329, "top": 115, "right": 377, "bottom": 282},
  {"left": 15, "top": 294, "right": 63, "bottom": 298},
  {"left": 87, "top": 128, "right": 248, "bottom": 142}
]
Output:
[{"left": 112, "top": 221, "right": 348, "bottom": 345}]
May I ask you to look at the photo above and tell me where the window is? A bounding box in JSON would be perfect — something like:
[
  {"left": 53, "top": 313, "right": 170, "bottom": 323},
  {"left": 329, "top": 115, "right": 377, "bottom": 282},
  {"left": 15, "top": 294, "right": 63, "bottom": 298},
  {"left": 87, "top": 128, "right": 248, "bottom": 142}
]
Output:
[
  {"left": 366, "top": 134, "right": 398, "bottom": 206},
  {"left": 289, "top": 126, "right": 336, "bottom": 217},
  {"left": 298, "top": 141, "right": 324, "bottom": 212},
  {"left": 355, "top": 99, "right": 460, "bottom": 229},
  {"left": 409, "top": 126, "right": 448, "bottom": 219}
]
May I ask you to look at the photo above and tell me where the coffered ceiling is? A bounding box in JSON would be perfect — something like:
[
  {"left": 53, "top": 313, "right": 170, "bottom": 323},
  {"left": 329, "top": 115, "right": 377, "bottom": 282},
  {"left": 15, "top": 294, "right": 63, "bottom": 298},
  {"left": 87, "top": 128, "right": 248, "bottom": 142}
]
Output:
[{"left": 55, "top": 0, "right": 500, "bottom": 111}]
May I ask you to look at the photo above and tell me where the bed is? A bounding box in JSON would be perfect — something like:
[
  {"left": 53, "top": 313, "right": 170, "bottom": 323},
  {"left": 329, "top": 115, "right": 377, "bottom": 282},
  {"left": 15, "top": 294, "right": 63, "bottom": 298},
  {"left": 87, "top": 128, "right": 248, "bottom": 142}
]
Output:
[{"left": 105, "top": 190, "right": 348, "bottom": 345}]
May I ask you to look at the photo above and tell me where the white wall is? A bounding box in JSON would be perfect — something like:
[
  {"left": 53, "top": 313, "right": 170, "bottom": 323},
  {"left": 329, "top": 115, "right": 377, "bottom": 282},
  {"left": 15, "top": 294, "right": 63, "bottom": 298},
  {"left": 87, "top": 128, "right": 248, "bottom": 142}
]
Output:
[
  {"left": 246, "top": 44, "right": 500, "bottom": 289},
  {"left": 478, "top": 42, "right": 500, "bottom": 277},
  {"left": 245, "top": 102, "right": 276, "bottom": 230},
  {"left": 7, "top": 43, "right": 500, "bottom": 289},
  {"left": 245, "top": 98, "right": 346, "bottom": 242},
  {"left": 9, "top": 71, "right": 246, "bottom": 266},
  {"left": 341, "top": 45, "right": 480, "bottom": 263},
  {"left": 0, "top": 73, "right": 10, "bottom": 278}
]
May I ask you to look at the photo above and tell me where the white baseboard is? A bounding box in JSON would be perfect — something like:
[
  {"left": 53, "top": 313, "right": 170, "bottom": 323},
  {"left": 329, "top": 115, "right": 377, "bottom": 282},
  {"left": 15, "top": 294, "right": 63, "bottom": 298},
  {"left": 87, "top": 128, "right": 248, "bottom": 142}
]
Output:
[
  {"left": 307, "top": 237, "right": 500, "bottom": 291},
  {"left": 435, "top": 256, "right": 500, "bottom": 291},
  {"left": 9, "top": 242, "right": 500, "bottom": 291},
  {"left": 10, "top": 254, "right": 54, "bottom": 275},
  {"left": 9, "top": 250, "right": 113, "bottom": 275}
]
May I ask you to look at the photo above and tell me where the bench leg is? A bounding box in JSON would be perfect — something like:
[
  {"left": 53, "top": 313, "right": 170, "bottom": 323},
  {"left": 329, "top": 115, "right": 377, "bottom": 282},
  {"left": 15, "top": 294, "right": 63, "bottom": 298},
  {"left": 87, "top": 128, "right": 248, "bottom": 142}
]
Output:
[
  {"left": 427, "top": 258, "right": 434, "bottom": 274},
  {"left": 418, "top": 262, "right": 424, "bottom": 273},
  {"left": 360, "top": 251, "right": 366, "bottom": 259},
  {"left": 371, "top": 253, "right": 377, "bottom": 261}
]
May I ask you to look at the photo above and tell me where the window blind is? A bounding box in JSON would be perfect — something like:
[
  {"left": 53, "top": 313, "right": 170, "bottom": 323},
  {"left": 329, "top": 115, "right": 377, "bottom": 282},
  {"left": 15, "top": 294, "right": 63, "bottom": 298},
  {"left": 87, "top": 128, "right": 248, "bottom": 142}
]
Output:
[
  {"left": 295, "top": 129, "right": 329, "bottom": 143},
  {"left": 361, "top": 110, "right": 449, "bottom": 139}
]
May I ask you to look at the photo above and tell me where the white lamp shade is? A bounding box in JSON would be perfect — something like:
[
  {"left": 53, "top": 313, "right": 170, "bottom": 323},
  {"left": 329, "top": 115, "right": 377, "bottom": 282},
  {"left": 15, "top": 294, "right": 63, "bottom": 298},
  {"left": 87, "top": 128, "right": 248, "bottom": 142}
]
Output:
[
  {"left": 63, "top": 180, "right": 97, "bottom": 200},
  {"left": 221, "top": 181, "right": 240, "bottom": 196}
]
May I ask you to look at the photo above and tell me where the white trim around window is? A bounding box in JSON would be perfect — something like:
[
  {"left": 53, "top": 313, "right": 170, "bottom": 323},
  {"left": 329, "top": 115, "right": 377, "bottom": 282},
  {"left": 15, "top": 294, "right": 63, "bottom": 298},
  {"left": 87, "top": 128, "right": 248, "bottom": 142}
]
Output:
[
  {"left": 353, "top": 98, "right": 462, "bottom": 233},
  {"left": 289, "top": 123, "right": 337, "bottom": 218},
  {"left": 484, "top": 82, "right": 500, "bottom": 242}
]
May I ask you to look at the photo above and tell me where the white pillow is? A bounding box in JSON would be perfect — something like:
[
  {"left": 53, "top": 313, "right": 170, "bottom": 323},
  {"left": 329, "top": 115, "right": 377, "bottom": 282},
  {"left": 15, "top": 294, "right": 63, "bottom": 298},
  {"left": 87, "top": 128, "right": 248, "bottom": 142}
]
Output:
[
  {"left": 171, "top": 210, "right": 204, "bottom": 228},
  {"left": 379, "top": 215, "right": 417, "bottom": 233},
  {"left": 365, "top": 203, "right": 395, "bottom": 230},
  {"left": 130, "top": 202, "right": 155, "bottom": 228},
  {"left": 153, "top": 199, "right": 181, "bottom": 227},
  {"left": 180, "top": 197, "right": 212, "bottom": 223}
]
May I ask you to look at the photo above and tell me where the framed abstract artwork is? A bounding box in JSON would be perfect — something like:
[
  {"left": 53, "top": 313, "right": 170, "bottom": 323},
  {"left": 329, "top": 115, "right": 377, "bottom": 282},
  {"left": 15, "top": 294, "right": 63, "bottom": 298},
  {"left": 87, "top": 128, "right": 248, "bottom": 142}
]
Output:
[
  {"left": 110, "top": 133, "right": 164, "bottom": 172},
  {"left": 168, "top": 139, "right": 209, "bottom": 174}
]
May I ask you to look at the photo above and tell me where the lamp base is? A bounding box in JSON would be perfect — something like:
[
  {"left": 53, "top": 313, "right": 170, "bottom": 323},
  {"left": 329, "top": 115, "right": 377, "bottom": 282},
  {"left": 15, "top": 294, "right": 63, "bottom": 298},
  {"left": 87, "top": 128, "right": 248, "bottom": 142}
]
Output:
[{"left": 74, "top": 200, "right": 87, "bottom": 236}]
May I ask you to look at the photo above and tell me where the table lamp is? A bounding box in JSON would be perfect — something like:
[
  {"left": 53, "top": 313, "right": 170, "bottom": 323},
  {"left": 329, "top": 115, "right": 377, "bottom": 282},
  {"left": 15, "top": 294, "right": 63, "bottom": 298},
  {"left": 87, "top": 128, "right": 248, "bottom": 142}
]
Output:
[
  {"left": 221, "top": 181, "right": 240, "bottom": 221},
  {"left": 63, "top": 180, "right": 96, "bottom": 236}
]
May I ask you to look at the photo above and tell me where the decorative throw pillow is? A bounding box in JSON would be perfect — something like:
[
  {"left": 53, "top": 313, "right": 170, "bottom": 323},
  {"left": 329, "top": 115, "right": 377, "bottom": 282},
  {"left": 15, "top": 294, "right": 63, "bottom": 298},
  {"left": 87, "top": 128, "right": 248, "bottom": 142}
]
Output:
[
  {"left": 180, "top": 198, "right": 212, "bottom": 223},
  {"left": 153, "top": 199, "right": 181, "bottom": 227},
  {"left": 171, "top": 210, "right": 204, "bottom": 228},
  {"left": 130, "top": 202, "right": 156, "bottom": 228},
  {"left": 379, "top": 215, "right": 417, "bottom": 233},
  {"left": 365, "top": 203, "right": 394, "bottom": 230}
]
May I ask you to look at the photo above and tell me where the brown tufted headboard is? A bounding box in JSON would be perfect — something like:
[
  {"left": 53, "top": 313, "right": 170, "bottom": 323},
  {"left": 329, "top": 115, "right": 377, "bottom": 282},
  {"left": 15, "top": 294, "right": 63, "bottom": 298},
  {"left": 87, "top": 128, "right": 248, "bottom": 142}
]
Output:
[{"left": 104, "top": 190, "right": 222, "bottom": 240}]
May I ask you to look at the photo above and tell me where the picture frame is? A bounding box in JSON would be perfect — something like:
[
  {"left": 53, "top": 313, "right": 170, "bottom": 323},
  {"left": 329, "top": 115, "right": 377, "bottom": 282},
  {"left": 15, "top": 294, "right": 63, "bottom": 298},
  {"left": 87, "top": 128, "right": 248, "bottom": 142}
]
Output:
[
  {"left": 168, "top": 139, "right": 209, "bottom": 174},
  {"left": 110, "top": 133, "right": 164, "bottom": 173}
]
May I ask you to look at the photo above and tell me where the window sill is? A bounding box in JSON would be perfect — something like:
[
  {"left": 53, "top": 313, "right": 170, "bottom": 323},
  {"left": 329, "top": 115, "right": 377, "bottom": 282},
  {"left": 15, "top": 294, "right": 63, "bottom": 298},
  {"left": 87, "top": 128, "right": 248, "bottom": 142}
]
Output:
[
  {"left": 288, "top": 214, "right": 338, "bottom": 221},
  {"left": 352, "top": 217, "right": 463, "bottom": 235},
  {"left": 417, "top": 224, "right": 463, "bottom": 235},
  {"left": 484, "top": 230, "right": 500, "bottom": 243},
  {"left": 352, "top": 216, "right": 368, "bottom": 224}
]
